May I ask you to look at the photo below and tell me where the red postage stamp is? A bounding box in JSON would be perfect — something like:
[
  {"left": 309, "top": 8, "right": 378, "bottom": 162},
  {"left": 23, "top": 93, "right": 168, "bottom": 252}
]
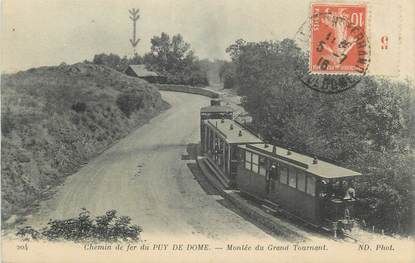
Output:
[{"left": 310, "top": 3, "right": 369, "bottom": 74}]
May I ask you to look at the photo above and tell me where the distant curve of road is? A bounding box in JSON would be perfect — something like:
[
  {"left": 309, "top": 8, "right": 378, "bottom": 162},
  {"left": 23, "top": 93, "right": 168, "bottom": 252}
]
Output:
[{"left": 27, "top": 91, "right": 276, "bottom": 242}]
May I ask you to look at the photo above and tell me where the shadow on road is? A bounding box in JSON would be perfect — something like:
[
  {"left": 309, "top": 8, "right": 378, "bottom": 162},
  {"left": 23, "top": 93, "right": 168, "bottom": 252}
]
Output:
[
  {"left": 186, "top": 163, "right": 221, "bottom": 196},
  {"left": 182, "top": 143, "right": 200, "bottom": 161}
]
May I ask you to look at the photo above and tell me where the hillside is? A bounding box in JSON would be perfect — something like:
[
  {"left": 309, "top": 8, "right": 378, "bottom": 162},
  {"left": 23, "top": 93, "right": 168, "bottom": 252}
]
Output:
[{"left": 1, "top": 63, "right": 169, "bottom": 226}]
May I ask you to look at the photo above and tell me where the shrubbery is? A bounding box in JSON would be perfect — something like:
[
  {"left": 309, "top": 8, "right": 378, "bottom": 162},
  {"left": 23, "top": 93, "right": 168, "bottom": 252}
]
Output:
[
  {"left": 116, "top": 91, "right": 143, "bottom": 117},
  {"left": 16, "top": 209, "right": 142, "bottom": 242},
  {"left": 1, "top": 108, "right": 14, "bottom": 135},
  {"left": 71, "top": 102, "right": 87, "bottom": 113},
  {"left": 92, "top": 53, "right": 143, "bottom": 73}
]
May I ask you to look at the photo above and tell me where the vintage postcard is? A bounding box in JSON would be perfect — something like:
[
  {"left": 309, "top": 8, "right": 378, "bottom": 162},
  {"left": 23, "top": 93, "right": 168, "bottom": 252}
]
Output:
[{"left": 1, "top": 0, "right": 414, "bottom": 262}]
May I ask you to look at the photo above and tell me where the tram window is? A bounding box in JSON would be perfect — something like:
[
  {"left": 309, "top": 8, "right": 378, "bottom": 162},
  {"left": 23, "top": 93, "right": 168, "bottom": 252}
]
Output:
[
  {"left": 306, "top": 175, "right": 316, "bottom": 196},
  {"left": 252, "top": 153, "right": 259, "bottom": 164},
  {"left": 297, "top": 171, "right": 306, "bottom": 192},
  {"left": 245, "top": 151, "right": 252, "bottom": 170},
  {"left": 279, "top": 166, "right": 288, "bottom": 184},
  {"left": 288, "top": 168, "right": 296, "bottom": 188},
  {"left": 259, "top": 156, "right": 267, "bottom": 176},
  {"left": 245, "top": 151, "right": 251, "bottom": 162},
  {"left": 252, "top": 153, "right": 259, "bottom": 173}
]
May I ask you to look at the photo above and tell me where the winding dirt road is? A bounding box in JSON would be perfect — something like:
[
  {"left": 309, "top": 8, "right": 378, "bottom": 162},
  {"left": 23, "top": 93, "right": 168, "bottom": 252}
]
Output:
[{"left": 27, "top": 91, "right": 276, "bottom": 242}]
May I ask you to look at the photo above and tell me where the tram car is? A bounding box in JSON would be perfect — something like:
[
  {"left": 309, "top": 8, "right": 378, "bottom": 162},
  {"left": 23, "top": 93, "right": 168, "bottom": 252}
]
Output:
[
  {"left": 236, "top": 143, "right": 361, "bottom": 237},
  {"left": 199, "top": 103, "right": 362, "bottom": 237}
]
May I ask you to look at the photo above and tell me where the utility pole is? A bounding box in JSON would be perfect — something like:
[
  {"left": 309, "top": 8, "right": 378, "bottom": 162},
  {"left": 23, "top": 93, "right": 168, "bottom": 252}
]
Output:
[{"left": 129, "top": 8, "right": 140, "bottom": 55}]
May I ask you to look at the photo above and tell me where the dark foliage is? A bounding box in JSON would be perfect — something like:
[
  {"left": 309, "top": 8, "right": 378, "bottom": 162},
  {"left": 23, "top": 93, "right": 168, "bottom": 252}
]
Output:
[
  {"left": 223, "top": 38, "right": 415, "bottom": 235},
  {"left": 92, "top": 53, "right": 143, "bottom": 73},
  {"left": 1, "top": 107, "right": 14, "bottom": 135},
  {"left": 143, "top": 33, "right": 209, "bottom": 86},
  {"left": 71, "top": 102, "right": 87, "bottom": 113},
  {"left": 116, "top": 90, "right": 143, "bottom": 118},
  {"left": 219, "top": 61, "right": 237, "bottom": 89},
  {"left": 16, "top": 209, "right": 142, "bottom": 242}
]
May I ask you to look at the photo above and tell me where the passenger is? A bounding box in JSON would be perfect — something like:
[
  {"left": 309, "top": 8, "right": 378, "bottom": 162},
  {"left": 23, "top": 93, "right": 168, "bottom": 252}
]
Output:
[
  {"left": 344, "top": 182, "right": 356, "bottom": 200},
  {"left": 344, "top": 207, "right": 350, "bottom": 219},
  {"left": 269, "top": 164, "right": 277, "bottom": 180},
  {"left": 319, "top": 180, "right": 329, "bottom": 198}
]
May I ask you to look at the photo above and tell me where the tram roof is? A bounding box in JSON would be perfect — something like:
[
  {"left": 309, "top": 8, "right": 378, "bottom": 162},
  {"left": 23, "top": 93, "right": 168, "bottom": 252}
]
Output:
[
  {"left": 238, "top": 144, "right": 362, "bottom": 179},
  {"left": 204, "top": 119, "right": 263, "bottom": 144},
  {"left": 200, "top": 106, "right": 234, "bottom": 113}
]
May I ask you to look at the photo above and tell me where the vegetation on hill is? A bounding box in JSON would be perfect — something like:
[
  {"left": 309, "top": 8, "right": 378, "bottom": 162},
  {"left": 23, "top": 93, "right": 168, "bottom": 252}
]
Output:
[
  {"left": 1, "top": 63, "right": 169, "bottom": 225},
  {"left": 91, "top": 33, "right": 209, "bottom": 87},
  {"left": 92, "top": 53, "right": 143, "bottom": 73},
  {"left": 221, "top": 38, "right": 415, "bottom": 235}
]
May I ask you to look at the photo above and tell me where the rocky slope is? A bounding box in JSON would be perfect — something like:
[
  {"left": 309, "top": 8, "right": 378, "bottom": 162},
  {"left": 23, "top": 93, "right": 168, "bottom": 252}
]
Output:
[{"left": 1, "top": 63, "right": 169, "bottom": 225}]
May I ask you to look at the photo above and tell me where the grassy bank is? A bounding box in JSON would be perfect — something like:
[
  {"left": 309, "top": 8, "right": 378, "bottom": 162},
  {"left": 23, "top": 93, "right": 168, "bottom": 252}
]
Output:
[{"left": 1, "top": 63, "right": 169, "bottom": 226}]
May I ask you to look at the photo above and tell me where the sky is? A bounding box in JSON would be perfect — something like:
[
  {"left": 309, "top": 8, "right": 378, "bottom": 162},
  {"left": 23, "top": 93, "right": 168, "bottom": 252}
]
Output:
[{"left": 1, "top": 0, "right": 414, "bottom": 79}]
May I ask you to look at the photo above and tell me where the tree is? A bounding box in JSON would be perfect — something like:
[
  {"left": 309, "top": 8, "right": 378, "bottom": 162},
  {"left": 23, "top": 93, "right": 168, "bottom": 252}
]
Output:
[
  {"left": 144, "top": 33, "right": 208, "bottom": 86},
  {"left": 93, "top": 53, "right": 121, "bottom": 70},
  {"left": 92, "top": 53, "right": 144, "bottom": 72}
]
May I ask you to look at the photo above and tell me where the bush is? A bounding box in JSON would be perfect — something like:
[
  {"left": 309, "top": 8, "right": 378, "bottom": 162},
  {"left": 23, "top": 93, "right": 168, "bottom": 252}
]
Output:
[
  {"left": 16, "top": 152, "right": 31, "bottom": 163},
  {"left": 71, "top": 102, "right": 87, "bottom": 113},
  {"left": 116, "top": 91, "right": 143, "bottom": 117},
  {"left": 16, "top": 226, "right": 42, "bottom": 241},
  {"left": 189, "top": 73, "right": 209, "bottom": 87},
  {"left": 16, "top": 209, "right": 142, "bottom": 242}
]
